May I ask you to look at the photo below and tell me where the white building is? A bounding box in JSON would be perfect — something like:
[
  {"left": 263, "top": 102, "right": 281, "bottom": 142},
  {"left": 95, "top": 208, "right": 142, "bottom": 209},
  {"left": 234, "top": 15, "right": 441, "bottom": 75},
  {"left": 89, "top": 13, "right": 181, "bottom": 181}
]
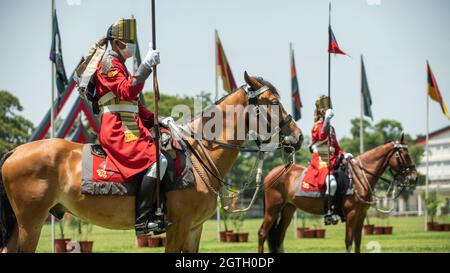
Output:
[{"left": 411, "top": 125, "right": 450, "bottom": 215}]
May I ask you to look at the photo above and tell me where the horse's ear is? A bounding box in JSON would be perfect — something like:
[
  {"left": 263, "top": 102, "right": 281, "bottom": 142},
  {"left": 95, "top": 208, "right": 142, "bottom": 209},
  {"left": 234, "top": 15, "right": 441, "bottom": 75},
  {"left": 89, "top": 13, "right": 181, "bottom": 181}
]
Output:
[
  {"left": 244, "top": 71, "right": 263, "bottom": 90},
  {"left": 244, "top": 71, "right": 251, "bottom": 84},
  {"left": 400, "top": 132, "right": 405, "bottom": 143}
]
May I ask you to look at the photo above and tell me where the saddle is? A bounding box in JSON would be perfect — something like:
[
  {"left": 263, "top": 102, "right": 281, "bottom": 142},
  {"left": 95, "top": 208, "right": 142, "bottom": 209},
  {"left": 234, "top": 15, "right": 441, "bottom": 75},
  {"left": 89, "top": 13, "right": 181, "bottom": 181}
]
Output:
[
  {"left": 295, "top": 160, "right": 354, "bottom": 222},
  {"left": 81, "top": 123, "right": 195, "bottom": 196},
  {"left": 295, "top": 160, "right": 354, "bottom": 198}
]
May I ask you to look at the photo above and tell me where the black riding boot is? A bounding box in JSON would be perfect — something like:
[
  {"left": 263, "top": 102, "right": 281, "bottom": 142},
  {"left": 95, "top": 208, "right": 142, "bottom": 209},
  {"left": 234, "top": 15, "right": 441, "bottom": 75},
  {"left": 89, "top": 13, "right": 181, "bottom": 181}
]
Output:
[
  {"left": 334, "top": 193, "right": 346, "bottom": 223},
  {"left": 135, "top": 175, "right": 159, "bottom": 235},
  {"left": 324, "top": 194, "right": 338, "bottom": 226}
]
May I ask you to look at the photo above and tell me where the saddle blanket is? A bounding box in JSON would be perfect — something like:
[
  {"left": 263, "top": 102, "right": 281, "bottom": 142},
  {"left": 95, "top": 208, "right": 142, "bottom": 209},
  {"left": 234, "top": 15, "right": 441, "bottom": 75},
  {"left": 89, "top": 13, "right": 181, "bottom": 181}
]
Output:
[
  {"left": 81, "top": 144, "right": 135, "bottom": 196},
  {"left": 81, "top": 126, "right": 196, "bottom": 196},
  {"left": 295, "top": 166, "right": 354, "bottom": 198}
]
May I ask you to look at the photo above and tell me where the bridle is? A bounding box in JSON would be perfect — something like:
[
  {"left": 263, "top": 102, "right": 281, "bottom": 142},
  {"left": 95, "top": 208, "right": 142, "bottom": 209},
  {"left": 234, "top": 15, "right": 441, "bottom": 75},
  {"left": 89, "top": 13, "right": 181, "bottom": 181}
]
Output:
[
  {"left": 182, "top": 84, "right": 296, "bottom": 153},
  {"left": 167, "top": 84, "right": 298, "bottom": 213},
  {"left": 389, "top": 143, "right": 416, "bottom": 184},
  {"left": 348, "top": 141, "right": 416, "bottom": 212},
  {"left": 357, "top": 142, "right": 415, "bottom": 186},
  {"left": 246, "top": 85, "right": 294, "bottom": 151}
]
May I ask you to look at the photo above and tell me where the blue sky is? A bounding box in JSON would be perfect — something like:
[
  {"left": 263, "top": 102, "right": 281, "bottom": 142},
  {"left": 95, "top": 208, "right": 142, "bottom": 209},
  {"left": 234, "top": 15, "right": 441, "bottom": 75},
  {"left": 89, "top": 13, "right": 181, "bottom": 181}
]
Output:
[{"left": 0, "top": 0, "right": 449, "bottom": 140}]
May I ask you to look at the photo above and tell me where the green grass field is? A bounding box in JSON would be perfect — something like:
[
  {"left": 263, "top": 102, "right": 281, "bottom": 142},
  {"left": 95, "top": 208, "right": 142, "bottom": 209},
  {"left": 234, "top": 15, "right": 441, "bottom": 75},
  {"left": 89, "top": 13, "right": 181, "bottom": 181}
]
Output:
[{"left": 36, "top": 216, "right": 450, "bottom": 253}]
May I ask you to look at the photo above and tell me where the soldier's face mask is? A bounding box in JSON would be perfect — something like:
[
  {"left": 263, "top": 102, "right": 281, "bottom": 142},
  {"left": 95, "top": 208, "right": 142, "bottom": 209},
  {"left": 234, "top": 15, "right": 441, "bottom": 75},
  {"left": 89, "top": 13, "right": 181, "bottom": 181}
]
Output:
[{"left": 118, "top": 41, "right": 136, "bottom": 59}]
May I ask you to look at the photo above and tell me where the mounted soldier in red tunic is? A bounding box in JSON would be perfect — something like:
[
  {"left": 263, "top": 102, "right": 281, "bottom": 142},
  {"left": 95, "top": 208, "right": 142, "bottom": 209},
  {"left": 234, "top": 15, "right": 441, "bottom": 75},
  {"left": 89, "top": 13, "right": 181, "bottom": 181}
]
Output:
[
  {"left": 302, "top": 95, "right": 353, "bottom": 225},
  {"left": 74, "top": 18, "right": 169, "bottom": 235}
]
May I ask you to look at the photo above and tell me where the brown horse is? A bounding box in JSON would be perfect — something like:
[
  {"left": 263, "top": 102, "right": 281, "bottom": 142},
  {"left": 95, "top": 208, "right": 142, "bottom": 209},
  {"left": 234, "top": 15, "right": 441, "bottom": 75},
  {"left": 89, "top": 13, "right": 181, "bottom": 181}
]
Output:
[
  {"left": 0, "top": 72, "right": 302, "bottom": 253},
  {"left": 258, "top": 135, "right": 418, "bottom": 253}
]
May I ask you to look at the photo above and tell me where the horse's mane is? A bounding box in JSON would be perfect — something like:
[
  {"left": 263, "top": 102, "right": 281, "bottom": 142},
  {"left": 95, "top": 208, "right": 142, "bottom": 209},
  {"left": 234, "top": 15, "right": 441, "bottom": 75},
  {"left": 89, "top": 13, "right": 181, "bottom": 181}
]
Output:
[
  {"left": 188, "top": 76, "right": 280, "bottom": 124},
  {"left": 357, "top": 141, "right": 394, "bottom": 161},
  {"left": 214, "top": 77, "right": 280, "bottom": 105},
  {"left": 252, "top": 77, "right": 280, "bottom": 98},
  {"left": 213, "top": 85, "right": 246, "bottom": 105}
]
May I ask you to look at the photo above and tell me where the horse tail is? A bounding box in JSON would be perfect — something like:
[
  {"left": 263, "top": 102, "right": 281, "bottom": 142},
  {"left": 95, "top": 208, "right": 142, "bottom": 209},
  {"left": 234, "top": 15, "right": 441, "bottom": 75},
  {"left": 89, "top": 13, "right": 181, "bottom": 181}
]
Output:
[{"left": 0, "top": 151, "right": 17, "bottom": 248}]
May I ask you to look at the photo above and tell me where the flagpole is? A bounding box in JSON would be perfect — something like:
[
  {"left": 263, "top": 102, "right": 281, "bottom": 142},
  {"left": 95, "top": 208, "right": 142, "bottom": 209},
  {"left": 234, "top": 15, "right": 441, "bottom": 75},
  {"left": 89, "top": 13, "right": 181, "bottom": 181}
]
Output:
[
  {"left": 50, "top": 0, "right": 56, "bottom": 254},
  {"left": 360, "top": 95, "right": 364, "bottom": 154},
  {"left": 289, "top": 41, "right": 299, "bottom": 237},
  {"left": 360, "top": 55, "right": 364, "bottom": 155},
  {"left": 215, "top": 29, "right": 219, "bottom": 102},
  {"left": 425, "top": 81, "right": 430, "bottom": 230}
]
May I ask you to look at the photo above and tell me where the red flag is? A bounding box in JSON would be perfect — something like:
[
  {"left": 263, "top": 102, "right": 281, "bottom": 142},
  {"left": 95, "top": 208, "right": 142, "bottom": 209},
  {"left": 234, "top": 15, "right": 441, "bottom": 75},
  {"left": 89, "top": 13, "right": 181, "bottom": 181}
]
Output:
[
  {"left": 427, "top": 61, "right": 450, "bottom": 119},
  {"left": 290, "top": 45, "right": 302, "bottom": 121},
  {"left": 328, "top": 26, "right": 346, "bottom": 55},
  {"left": 216, "top": 31, "right": 237, "bottom": 93}
]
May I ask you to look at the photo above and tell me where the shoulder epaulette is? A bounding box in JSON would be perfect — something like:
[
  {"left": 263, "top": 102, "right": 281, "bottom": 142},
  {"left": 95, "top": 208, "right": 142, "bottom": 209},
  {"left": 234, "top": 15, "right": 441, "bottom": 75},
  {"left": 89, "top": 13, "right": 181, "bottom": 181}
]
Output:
[{"left": 101, "top": 54, "right": 114, "bottom": 75}]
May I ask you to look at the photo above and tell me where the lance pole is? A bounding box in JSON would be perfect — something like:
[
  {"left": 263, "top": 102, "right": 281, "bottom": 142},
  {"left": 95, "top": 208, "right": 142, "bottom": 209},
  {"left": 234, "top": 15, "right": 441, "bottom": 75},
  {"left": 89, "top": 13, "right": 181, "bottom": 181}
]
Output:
[
  {"left": 326, "top": 2, "right": 332, "bottom": 217},
  {"left": 151, "top": 0, "right": 162, "bottom": 218}
]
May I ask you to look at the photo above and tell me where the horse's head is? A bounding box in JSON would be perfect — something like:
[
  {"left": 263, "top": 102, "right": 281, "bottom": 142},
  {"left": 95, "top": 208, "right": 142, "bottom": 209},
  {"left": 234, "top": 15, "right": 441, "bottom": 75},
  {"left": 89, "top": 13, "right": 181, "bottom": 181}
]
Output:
[
  {"left": 243, "top": 72, "right": 303, "bottom": 153},
  {"left": 387, "top": 133, "right": 418, "bottom": 187}
]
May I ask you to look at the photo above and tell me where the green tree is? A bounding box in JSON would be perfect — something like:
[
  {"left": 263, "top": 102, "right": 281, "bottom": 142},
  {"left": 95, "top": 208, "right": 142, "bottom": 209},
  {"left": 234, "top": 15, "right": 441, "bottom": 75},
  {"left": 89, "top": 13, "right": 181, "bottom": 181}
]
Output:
[
  {"left": 294, "top": 135, "right": 312, "bottom": 166},
  {"left": 0, "top": 91, "right": 34, "bottom": 157},
  {"left": 143, "top": 90, "right": 213, "bottom": 121}
]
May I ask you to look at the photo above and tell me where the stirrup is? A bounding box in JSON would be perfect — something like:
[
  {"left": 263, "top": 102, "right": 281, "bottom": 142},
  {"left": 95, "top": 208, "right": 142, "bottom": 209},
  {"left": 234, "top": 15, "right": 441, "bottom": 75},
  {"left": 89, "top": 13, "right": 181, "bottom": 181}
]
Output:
[
  {"left": 324, "top": 213, "right": 339, "bottom": 226},
  {"left": 135, "top": 220, "right": 160, "bottom": 235},
  {"left": 152, "top": 219, "right": 173, "bottom": 235}
]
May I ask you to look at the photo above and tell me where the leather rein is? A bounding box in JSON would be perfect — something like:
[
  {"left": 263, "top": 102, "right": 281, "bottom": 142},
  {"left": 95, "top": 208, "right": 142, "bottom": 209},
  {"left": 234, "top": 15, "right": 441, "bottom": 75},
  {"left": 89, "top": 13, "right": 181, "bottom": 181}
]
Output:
[
  {"left": 174, "top": 85, "right": 296, "bottom": 201},
  {"left": 348, "top": 142, "right": 415, "bottom": 209}
]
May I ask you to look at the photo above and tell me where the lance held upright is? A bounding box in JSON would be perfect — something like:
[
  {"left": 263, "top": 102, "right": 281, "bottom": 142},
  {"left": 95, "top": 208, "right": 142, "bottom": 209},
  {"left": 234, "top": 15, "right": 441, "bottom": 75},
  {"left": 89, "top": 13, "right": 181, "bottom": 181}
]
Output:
[{"left": 322, "top": 2, "right": 351, "bottom": 225}]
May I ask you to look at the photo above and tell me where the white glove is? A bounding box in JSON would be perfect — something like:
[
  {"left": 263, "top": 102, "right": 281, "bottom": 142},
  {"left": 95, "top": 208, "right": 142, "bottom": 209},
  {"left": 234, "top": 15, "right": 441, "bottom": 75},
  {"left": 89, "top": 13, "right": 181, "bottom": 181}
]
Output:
[
  {"left": 142, "top": 42, "right": 160, "bottom": 69},
  {"left": 344, "top": 153, "right": 353, "bottom": 160},
  {"left": 324, "top": 109, "right": 334, "bottom": 121},
  {"left": 161, "top": 116, "right": 174, "bottom": 127}
]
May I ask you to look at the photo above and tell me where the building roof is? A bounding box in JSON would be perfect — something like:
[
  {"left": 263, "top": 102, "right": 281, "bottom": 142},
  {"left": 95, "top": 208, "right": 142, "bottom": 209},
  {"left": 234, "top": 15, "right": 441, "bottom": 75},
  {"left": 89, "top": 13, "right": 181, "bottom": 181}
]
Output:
[{"left": 413, "top": 125, "right": 450, "bottom": 146}]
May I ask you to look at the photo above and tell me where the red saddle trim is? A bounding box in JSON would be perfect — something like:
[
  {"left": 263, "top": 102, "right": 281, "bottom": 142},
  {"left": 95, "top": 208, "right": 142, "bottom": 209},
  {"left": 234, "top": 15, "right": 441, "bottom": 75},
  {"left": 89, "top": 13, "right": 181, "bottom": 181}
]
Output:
[{"left": 92, "top": 153, "right": 133, "bottom": 183}]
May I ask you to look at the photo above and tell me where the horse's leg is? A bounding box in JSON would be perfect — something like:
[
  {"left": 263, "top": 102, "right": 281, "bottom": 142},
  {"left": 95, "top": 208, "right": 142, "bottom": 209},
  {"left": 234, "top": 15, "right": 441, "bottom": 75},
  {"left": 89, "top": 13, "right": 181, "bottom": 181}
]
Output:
[
  {"left": 258, "top": 213, "right": 277, "bottom": 253},
  {"left": 16, "top": 210, "right": 49, "bottom": 253},
  {"left": 182, "top": 224, "right": 203, "bottom": 253},
  {"left": 5, "top": 174, "right": 56, "bottom": 253},
  {"left": 353, "top": 210, "right": 367, "bottom": 253},
  {"left": 165, "top": 217, "right": 192, "bottom": 253},
  {"left": 258, "top": 197, "right": 285, "bottom": 253},
  {"left": 273, "top": 203, "right": 296, "bottom": 253},
  {"left": 344, "top": 209, "right": 357, "bottom": 253},
  {"left": 1, "top": 142, "right": 61, "bottom": 253}
]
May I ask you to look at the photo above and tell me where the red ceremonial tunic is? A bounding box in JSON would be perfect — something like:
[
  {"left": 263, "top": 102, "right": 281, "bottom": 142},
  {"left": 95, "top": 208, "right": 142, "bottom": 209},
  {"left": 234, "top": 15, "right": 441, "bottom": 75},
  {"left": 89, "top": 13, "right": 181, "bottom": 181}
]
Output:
[
  {"left": 95, "top": 53, "right": 156, "bottom": 179},
  {"left": 302, "top": 120, "right": 344, "bottom": 191}
]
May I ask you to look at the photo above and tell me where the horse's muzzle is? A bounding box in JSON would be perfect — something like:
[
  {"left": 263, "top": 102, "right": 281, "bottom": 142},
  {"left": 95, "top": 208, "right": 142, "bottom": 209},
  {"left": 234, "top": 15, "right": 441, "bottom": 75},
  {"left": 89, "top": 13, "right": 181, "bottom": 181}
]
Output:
[
  {"left": 409, "top": 169, "right": 418, "bottom": 186},
  {"left": 283, "top": 133, "right": 303, "bottom": 152}
]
